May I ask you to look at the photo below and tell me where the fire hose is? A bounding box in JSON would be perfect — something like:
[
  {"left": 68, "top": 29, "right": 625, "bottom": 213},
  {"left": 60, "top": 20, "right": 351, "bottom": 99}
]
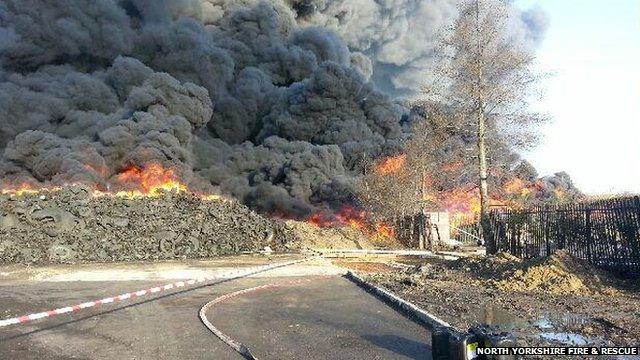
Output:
[
  {"left": 198, "top": 278, "right": 320, "bottom": 360},
  {"left": 199, "top": 285, "right": 273, "bottom": 360}
]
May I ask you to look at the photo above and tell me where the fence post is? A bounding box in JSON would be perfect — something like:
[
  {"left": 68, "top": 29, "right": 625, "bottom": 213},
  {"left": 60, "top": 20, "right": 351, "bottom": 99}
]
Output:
[
  {"left": 557, "top": 210, "right": 564, "bottom": 250},
  {"left": 484, "top": 212, "right": 494, "bottom": 254},
  {"left": 633, "top": 197, "right": 640, "bottom": 264},
  {"left": 545, "top": 206, "right": 551, "bottom": 256},
  {"left": 585, "top": 209, "right": 592, "bottom": 263},
  {"left": 486, "top": 212, "right": 493, "bottom": 254}
]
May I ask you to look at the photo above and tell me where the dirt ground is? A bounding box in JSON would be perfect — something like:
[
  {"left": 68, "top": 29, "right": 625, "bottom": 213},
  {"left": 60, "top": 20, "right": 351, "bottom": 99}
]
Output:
[
  {"left": 0, "top": 254, "right": 343, "bottom": 284},
  {"left": 336, "top": 251, "right": 640, "bottom": 353}
]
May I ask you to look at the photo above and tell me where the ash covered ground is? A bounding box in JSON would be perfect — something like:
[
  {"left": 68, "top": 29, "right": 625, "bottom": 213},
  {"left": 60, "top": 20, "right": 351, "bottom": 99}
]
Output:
[{"left": 0, "top": 186, "right": 299, "bottom": 264}]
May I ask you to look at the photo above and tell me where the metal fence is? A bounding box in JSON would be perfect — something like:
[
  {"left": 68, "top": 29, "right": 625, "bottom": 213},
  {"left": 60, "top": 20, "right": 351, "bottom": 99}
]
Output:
[{"left": 487, "top": 196, "right": 640, "bottom": 274}]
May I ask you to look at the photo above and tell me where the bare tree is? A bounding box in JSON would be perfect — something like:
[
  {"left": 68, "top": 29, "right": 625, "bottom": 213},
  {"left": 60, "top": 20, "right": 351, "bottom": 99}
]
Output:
[
  {"left": 358, "top": 154, "right": 419, "bottom": 222},
  {"left": 421, "top": 0, "right": 547, "bottom": 250},
  {"left": 357, "top": 115, "right": 450, "bottom": 249}
]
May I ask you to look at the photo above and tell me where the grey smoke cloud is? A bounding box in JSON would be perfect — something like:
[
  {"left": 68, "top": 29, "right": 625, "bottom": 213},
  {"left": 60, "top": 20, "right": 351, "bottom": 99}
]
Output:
[
  {"left": 0, "top": 0, "right": 134, "bottom": 71},
  {"left": 289, "top": 0, "right": 549, "bottom": 97},
  {"left": 0, "top": 57, "right": 212, "bottom": 188},
  {"left": 519, "top": 5, "right": 550, "bottom": 47},
  {"left": 0, "top": 0, "right": 404, "bottom": 217},
  {"left": 0, "top": 0, "right": 547, "bottom": 216}
]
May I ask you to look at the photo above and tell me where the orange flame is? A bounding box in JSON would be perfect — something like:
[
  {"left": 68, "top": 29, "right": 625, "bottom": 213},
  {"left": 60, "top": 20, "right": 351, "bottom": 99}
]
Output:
[
  {"left": 0, "top": 182, "right": 43, "bottom": 196},
  {"left": 335, "top": 205, "right": 367, "bottom": 230},
  {"left": 114, "top": 163, "right": 187, "bottom": 197},
  {"left": 308, "top": 205, "right": 366, "bottom": 228},
  {"left": 505, "top": 178, "right": 532, "bottom": 197},
  {"left": 308, "top": 213, "right": 333, "bottom": 227},
  {"left": 438, "top": 187, "right": 481, "bottom": 225},
  {"left": 376, "top": 154, "right": 407, "bottom": 175},
  {"left": 373, "top": 221, "right": 395, "bottom": 239},
  {"left": 0, "top": 163, "right": 218, "bottom": 201},
  {"left": 306, "top": 205, "right": 395, "bottom": 241}
]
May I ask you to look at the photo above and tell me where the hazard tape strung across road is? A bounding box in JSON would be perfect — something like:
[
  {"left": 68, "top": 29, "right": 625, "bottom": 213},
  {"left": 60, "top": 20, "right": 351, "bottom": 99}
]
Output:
[{"left": 0, "top": 256, "right": 317, "bottom": 328}]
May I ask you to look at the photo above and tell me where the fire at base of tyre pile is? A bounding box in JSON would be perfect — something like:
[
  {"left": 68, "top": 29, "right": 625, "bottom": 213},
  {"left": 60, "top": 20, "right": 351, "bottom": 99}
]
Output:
[{"left": 0, "top": 185, "right": 298, "bottom": 264}]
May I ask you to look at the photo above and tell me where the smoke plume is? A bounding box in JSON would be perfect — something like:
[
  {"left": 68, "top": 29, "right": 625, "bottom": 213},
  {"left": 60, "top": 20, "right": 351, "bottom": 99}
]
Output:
[
  {"left": 288, "top": 0, "right": 548, "bottom": 97},
  {"left": 0, "top": 0, "right": 548, "bottom": 217}
]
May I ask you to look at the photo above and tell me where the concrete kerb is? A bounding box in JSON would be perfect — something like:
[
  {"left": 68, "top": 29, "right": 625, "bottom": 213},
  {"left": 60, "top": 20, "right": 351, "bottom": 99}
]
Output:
[
  {"left": 344, "top": 270, "right": 520, "bottom": 360},
  {"left": 344, "top": 270, "right": 451, "bottom": 330},
  {"left": 344, "top": 270, "right": 472, "bottom": 359}
]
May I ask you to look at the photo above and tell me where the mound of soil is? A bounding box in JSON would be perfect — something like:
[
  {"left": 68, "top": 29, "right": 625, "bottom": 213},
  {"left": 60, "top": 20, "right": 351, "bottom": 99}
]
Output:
[
  {"left": 492, "top": 251, "right": 616, "bottom": 295},
  {"left": 404, "top": 251, "right": 627, "bottom": 295},
  {"left": 0, "top": 186, "right": 297, "bottom": 264},
  {"left": 285, "top": 220, "right": 400, "bottom": 250},
  {"left": 446, "top": 250, "right": 621, "bottom": 296}
]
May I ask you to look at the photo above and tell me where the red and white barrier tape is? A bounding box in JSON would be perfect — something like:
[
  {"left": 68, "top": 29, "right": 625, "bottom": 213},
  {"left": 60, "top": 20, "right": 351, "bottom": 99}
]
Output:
[{"left": 0, "top": 256, "right": 316, "bottom": 328}]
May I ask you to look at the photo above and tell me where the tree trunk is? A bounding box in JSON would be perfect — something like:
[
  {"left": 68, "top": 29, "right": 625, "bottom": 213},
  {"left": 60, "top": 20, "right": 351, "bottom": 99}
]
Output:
[
  {"left": 418, "top": 170, "right": 428, "bottom": 250},
  {"left": 475, "top": 0, "right": 493, "bottom": 252},
  {"left": 478, "top": 102, "right": 492, "bottom": 251}
]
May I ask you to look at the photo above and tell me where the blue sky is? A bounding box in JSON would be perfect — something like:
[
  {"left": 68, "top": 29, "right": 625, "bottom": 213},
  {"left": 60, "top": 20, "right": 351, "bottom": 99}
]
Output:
[{"left": 517, "top": 0, "right": 640, "bottom": 194}]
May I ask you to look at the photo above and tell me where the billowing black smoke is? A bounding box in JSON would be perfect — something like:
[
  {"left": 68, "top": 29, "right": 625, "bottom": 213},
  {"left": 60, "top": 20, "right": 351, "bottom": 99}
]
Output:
[
  {"left": 0, "top": 0, "right": 405, "bottom": 217},
  {"left": 0, "top": 0, "right": 549, "bottom": 217}
]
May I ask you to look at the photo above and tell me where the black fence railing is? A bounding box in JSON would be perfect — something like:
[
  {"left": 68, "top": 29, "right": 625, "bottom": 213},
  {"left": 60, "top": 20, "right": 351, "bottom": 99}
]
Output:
[{"left": 487, "top": 196, "right": 640, "bottom": 274}]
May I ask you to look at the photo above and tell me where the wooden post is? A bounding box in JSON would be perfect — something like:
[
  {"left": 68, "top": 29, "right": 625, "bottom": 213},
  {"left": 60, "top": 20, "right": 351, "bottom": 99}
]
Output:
[{"left": 425, "top": 213, "right": 433, "bottom": 250}]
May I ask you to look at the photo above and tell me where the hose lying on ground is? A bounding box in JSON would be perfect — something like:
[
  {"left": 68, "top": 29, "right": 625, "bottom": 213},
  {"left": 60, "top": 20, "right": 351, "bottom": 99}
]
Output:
[
  {"left": 199, "top": 285, "right": 274, "bottom": 359},
  {"left": 199, "top": 278, "right": 319, "bottom": 360}
]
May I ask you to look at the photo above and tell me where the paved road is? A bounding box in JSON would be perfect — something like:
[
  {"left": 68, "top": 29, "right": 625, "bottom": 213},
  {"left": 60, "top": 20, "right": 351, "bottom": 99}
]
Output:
[{"left": 0, "top": 259, "right": 431, "bottom": 359}]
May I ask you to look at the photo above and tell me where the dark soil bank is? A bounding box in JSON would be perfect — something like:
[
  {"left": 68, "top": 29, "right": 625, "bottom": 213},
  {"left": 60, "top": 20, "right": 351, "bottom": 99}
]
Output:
[{"left": 352, "top": 252, "right": 639, "bottom": 357}]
